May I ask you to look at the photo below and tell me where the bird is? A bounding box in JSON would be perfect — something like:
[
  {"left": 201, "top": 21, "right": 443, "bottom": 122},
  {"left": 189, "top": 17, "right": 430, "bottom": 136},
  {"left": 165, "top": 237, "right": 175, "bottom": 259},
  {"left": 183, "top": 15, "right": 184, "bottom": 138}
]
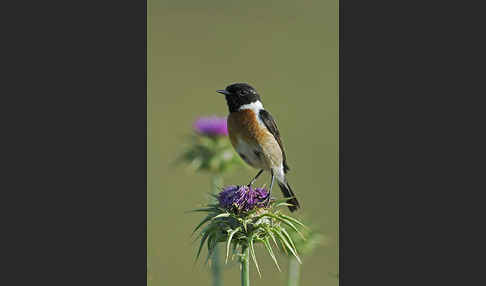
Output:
[{"left": 217, "top": 83, "right": 300, "bottom": 212}]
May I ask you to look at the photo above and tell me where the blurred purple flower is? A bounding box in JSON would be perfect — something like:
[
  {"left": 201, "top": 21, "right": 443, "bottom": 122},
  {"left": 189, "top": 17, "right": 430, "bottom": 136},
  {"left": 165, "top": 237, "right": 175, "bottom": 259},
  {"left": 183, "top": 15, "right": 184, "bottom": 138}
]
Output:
[
  {"left": 193, "top": 116, "right": 228, "bottom": 136},
  {"left": 218, "top": 185, "right": 270, "bottom": 212}
]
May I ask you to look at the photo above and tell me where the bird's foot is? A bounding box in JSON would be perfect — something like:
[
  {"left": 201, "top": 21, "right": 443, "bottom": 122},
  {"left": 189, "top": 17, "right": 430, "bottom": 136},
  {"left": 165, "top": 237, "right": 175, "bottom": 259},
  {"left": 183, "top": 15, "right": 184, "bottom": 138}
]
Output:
[{"left": 264, "top": 190, "right": 272, "bottom": 207}]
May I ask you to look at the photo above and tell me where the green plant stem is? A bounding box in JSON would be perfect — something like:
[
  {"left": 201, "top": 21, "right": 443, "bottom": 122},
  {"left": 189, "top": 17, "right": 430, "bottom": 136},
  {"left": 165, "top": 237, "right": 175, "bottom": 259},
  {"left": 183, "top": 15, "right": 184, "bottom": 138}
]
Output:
[
  {"left": 211, "top": 174, "right": 223, "bottom": 286},
  {"left": 211, "top": 246, "right": 222, "bottom": 286},
  {"left": 287, "top": 256, "right": 301, "bottom": 286},
  {"left": 241, "top": 246, "right": 250, "bottom": 286},
  {"left": 211, "top": 174, "right": 223, "bottom": 195}
]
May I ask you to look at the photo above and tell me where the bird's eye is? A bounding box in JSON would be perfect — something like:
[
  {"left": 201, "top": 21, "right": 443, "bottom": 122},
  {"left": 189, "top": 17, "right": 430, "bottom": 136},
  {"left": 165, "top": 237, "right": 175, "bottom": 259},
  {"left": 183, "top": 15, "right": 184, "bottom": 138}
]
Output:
[{"left": 240, "top": 90, "right": 248, "bottom": 95}]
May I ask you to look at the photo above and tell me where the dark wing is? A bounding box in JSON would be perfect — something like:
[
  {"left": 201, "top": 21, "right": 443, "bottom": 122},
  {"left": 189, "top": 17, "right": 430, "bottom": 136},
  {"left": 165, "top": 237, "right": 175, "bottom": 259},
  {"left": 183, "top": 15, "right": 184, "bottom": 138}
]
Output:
[{"left": 259, "top": 109, "right": 290, "bottom": 173}]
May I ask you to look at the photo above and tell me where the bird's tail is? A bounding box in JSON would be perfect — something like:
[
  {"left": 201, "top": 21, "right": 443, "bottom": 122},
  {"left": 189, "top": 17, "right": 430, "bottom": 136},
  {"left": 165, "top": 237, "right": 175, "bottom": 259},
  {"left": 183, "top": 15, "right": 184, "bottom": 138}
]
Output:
[{"left": 278, "top": 179, "right": 300, "bottom": 212}]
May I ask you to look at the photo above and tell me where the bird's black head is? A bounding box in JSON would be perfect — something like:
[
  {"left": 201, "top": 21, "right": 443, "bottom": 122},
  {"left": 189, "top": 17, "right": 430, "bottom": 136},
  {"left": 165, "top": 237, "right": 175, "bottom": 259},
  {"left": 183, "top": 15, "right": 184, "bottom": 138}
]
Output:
[{"left": 217, "top": 83, "right": 261, "bottom": 113}]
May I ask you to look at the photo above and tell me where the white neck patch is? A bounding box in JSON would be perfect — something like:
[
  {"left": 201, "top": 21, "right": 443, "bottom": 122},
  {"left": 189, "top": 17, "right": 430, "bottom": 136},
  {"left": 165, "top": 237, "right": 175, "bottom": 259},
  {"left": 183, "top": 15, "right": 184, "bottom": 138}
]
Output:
[
  {"left": 239, "top": 101, "right": 265, "bottom": 126},
  {"left": 239, "top": 100, "right": 263, "bottom": 112}
]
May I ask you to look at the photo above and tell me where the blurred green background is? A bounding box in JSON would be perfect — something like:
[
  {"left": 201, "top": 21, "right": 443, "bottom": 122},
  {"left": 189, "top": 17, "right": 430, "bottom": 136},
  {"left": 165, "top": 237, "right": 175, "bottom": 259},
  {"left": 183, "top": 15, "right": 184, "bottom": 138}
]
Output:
[{"left": 148, "top": 0, "right": 338, "bottom": 285}]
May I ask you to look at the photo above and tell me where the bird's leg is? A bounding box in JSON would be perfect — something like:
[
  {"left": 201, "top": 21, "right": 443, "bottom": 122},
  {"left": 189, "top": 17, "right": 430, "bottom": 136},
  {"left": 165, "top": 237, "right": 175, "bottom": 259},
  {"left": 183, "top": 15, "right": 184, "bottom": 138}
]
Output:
[
  {"left": 265, "top": 170, "right": 275, "bottom": 207},
  {"left": 269, "top": 170, "right": 275, "bottom": 193},
  {"left": 248, "top": 169, "right": 264, "bottom": 187}
]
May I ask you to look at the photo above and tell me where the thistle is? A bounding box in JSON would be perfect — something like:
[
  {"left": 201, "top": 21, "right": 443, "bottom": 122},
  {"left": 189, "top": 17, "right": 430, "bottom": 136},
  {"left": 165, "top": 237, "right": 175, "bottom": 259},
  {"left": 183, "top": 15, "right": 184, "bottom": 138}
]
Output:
[
  {"left": 193, "top": 116, "right": 229, "bottom": 137},
  {"left": 176, "top": 116, "right": 244, "bottom": 174},
  {"left": 176, "top": 116, "right": 246, "bottom": 286},
  {"left": 192, "top": 185, "right": 307, "bottom": 285}
]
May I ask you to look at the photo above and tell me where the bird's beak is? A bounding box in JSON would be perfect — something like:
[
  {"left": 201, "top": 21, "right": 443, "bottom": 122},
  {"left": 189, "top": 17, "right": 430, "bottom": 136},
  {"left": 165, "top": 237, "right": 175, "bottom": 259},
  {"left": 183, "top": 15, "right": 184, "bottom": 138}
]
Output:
[{"left": 216, "top": 89, "right": 230, "bottom": 96}]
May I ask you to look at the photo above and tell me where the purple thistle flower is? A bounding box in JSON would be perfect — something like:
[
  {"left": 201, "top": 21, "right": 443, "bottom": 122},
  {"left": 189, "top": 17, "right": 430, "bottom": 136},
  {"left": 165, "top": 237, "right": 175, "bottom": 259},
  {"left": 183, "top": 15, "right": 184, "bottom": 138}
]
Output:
[
  {"left": 193, "top": 116, "right": 228, "bottom": 137},
  {"left": 218, "top": 185, "right": 270, "bottom": 212}
]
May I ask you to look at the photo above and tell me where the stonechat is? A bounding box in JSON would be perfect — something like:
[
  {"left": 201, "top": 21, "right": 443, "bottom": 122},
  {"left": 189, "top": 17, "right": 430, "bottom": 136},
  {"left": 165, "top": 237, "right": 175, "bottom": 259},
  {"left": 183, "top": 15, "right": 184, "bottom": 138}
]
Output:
[{"left": 217, "top": 83, "right": 300, "bottom": 212}]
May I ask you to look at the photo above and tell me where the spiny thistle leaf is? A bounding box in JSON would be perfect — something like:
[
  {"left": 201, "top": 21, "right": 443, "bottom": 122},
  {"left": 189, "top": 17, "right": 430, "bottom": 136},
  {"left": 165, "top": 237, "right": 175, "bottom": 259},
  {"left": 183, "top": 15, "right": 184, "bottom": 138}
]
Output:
[
  {"left": 263, "top": 237, "right": 281, "bottom": 271},
  {"left": 278, "top": 216, "right": 306, "bottom": 240},
  {"left": 257, "top": 213, "right": 305, "bottom": 240},
  {"left": 274, "top": 228, "right": 301, "bottom": 264},
  {"left": 273, "top": 202, "right": 295, "bottom": 209},
  {"left": 211, "top": 213, "right": 231, "bottom": 220},
  {"left": 205, "top": 232, "right": 218, "bottom": 265},
  {"left": 281, "top": 228, "right": 299, "bottom": 255},
  {"left": 226, "top": 228, "right": 240, "bottom": 263},
  {"left": 271, "top": 198, "right": 294, "bottom": 206},
  {"left": 191, "top": 215, "right": 213, "bottom": 236},
  {"left": 249, "top": 237, "right": 261, "bottom": 277},
  {"left": 280, "top": 214, "right": 309, "bottom": 229},
  {"left": 266, "top": 227, "right": 280, "bottom": 251},
  {"left": 196, "top": 231, "right": 210, "bottom": 261}
]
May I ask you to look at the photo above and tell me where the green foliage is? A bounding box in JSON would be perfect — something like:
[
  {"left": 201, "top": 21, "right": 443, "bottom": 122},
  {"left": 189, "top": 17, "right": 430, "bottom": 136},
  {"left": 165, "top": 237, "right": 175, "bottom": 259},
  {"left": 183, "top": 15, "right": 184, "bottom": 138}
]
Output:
[{"left": 176, "top": 134, "right": 245, "bottom": 174}]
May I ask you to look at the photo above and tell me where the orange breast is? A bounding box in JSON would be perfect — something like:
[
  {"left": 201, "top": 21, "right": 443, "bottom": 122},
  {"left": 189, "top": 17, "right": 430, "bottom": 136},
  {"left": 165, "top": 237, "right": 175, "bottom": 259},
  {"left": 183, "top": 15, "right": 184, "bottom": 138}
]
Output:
[
  {"left": 227, "top": 109, "right": 283, "bottom": 170},
  {"left": 227, "top": 109, "right": 268, "bottom": 148}
]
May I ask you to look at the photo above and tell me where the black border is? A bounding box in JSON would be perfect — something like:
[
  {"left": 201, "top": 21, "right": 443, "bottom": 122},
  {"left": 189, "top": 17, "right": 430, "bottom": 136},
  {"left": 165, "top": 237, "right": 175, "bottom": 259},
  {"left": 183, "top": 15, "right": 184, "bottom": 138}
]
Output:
[
  {"left": 340, "top": 1, "right": 483, "bottom": 285},
  {"left": 4, "top": 0, "right": 147, "bottom": 284}
]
